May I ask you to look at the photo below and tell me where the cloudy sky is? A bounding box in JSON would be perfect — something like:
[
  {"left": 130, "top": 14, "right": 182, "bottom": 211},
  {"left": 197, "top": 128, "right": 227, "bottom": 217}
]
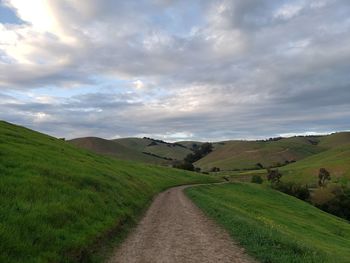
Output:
[{"left": 0, "top": 0, "right": 349, "bottom": 141}]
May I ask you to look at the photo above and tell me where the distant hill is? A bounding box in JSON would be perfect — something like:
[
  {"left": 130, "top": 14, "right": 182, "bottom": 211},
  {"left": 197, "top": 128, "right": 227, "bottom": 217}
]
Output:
[
  {"left": 69, "top": 137, "right": 169, "bottom": 165},
  {"left": 281, "top": 142, "right": 350, "bottom": 185},
  {"left": 207, "top": 132, "right": 350, "bottom": 187},
  {"left": 114, "top": 137, "right": 192, "bottom": 160},
  {"left": 69, "top": 132, "right": 350, "bottom": 171},
  {"left": 69, "top": 137, "right": 193, "bottom": 164},
  {"left": 194, "top": 136, "right": 325, "bottom": 171}
]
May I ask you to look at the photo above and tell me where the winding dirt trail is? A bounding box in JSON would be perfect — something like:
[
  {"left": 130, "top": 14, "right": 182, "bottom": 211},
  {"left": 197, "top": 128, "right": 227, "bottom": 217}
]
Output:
[{"left": 108, "top": 185, "right": 256, "bottom": 263}]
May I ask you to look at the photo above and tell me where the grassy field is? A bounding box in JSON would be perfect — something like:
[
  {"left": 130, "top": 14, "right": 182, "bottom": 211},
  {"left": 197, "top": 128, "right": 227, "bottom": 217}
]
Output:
[
  {"left": 70, "top": 137, "right": 192, "bottom": 163},
  {"left": 280, "top": 145, "right": 350, "bottom": 185},
  {"left": 115, "top": 137, "right": 193, "bottom": 160},
  {"left": 0, "top": 121, "right": 217, "bottom": 263},
  {"left": 186, "top": 183, "right": 350, "bottom": 263},
  {"left": 68, "top": 137, "right": 168, "bottom": 165},
  {"left": 195, "top": 136, "right": 326, "bottom": 171}
]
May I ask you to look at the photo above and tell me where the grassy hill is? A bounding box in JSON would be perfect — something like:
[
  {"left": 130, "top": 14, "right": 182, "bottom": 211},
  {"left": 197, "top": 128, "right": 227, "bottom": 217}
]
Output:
[
  {"left": 281, "top": 144, "right": 350, "bottom": 185},
  {"left": 213, "top": 133, "right": 350, "bottom": 184},
  {"left": 0, "top": 121, "right": 216, "bottom": 263},
  {"left": 69, "top": 137, "right": 167, "bottom": 165},
  {"left": 114, "top": 137, "right": 192, "bottom": 161},
  {"left": 187, "top": 183, "right": 350, "bottom": 263},
  {"left": 195, "top": 136, "right": 326, "bottom": 171},
  {"left": 69, "top": 137, "right": 192, "bottom": 164}
]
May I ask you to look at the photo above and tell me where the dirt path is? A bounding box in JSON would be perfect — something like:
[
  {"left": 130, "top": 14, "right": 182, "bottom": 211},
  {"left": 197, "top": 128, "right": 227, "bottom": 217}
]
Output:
[{"left": 108, "top": 185, "right": 256, "bottom": 263}]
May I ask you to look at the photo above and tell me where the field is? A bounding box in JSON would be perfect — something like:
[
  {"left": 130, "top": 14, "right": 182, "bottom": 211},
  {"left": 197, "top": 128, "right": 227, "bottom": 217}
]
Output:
[
  {"left": 280, "top": 145, "right": 350, "bottom": 185},
  {"left": 0, "top": 121, "right": 217, "bottom": 263},
  {"left": 202, "top": 133, "right": 350, "bottom": 188},
  {"left": 195, "top": 136, "right": 326, "bottom": 171},
  {"left": 68, "top": 137, "right": 168, "bottom": 165},
  {"left": 70, "top": 137, "right": 192, "bottom": 164},
  {"left": 115, "top": 138, "right": 192, "bottom": 160},
  {"left": 186, "top": 183, "right": 350, "bottom": 263}
]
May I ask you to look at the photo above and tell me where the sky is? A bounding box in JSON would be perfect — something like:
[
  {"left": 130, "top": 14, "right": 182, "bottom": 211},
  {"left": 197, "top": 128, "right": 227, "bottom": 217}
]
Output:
[{"left": 0, "top": 0, "right": 349, "bottom": 141}]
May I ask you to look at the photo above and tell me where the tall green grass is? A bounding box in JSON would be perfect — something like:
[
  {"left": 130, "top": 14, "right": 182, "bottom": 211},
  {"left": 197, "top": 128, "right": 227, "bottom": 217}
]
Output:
[
  {"left": 0, "top": 121, "right": 217, "bottom": 263},
  {"left": 186, "top": 183, "right": 350, "bottom": 263}
]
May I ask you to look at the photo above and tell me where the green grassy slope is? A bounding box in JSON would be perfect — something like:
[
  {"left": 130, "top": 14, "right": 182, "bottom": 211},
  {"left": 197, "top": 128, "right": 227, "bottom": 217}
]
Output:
[
  {"left": 70, "top": 137, "right": 192, "bottom": 163},
  {"left": 69, "top": 137, "right": 166, "bottom": 165},
  {"left": 318, "top": 132, "right": 350, "bottom": 148},
  {"left": 281, "top": 144, "right": 350, "bottom": 185},
  {"left": 195, "top": 137, "right": 325, "bottom": 171},
  {"left": 114, "top": 137, "right": 153, "bottom": 152},
  {"left": 115, "top": 137, "right": 192, "bottom": 160},
  {"left": 0, "top": 121, "right": 217, "bottom": 263},
  {"left": 145, "top": 143, "right": 191, "bottom": 160},
  {"left": 176, "top": 141, "right": 204, "bottom": 150},
  {"left": 186, "top": 183, "right": 350, "bottom": 263}
]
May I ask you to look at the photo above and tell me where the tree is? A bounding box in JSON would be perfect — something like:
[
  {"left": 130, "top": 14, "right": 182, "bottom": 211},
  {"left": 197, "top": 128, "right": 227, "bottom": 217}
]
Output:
[
  {"left": 184, "top": 143, "right": 213, "bottom": 164},
  {"left": 256, "top": 163, "right": 264, "bottom": 169},
  {"left": 267, "top": 169, "right": 282, "bottom": 184},
  {"left": 251, "top": 175, "right": 263, "bottom": 184},
  {"left": 210, "top": 167, "right": 220, "bottom": 172},
  {"left": 173, "top": 162, "right": 194, "bottom": 171},
  {"left": 272, "top": 182, "right": 310, "bottom": 201},
  {"left": 318, "top": 168, "right": 331, "bottom": 187}
]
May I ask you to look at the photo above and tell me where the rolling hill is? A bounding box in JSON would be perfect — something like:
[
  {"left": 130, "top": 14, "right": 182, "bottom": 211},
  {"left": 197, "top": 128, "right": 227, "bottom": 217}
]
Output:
[
  {"left": 69, "top": 137, "right": 193, "bottom": 165},
  {"left": 222, "top": 132, "right": 350, "bottom": 186},
  {"left": 70, "top": 132, "right": 350, "bottom": 174},
  {"left": 195, "top": 136, "right": 326, "bottom": 171},
  {"left": 0, "top": 121, "right": 216, "bottom": 263},
  {"left": 69, "top": 137, "right": 168, "bottom": 165},
  {"left": 281, "top": 143, "right": 350, "bottom": 185},
  {"left": 114, "top": 137, "right": 192, "bottom": 160}
]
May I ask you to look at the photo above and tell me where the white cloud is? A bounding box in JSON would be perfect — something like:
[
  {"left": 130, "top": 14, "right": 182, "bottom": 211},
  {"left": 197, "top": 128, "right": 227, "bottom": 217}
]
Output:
[
  {"left": 274, "top": 2, "right": 305, "bottom": 20},
  {"left": 133, "top": 80, "right": 145, "bottom": 89},
  {"left": 0, "top": 0, "right": 349, "bottom": 140}
]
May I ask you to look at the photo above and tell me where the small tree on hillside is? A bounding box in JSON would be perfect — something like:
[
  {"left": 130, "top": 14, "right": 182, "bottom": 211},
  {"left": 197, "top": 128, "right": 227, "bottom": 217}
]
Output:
[
  {"left": 267, "top": 169, "right": 282, "bottom": 184},
  {"left": 251, "top": 175, "right": 263, "bottom": 184},
  {"left": 318, "top": 168, "right": 331, "bottom": 187},
  {"left": 256, "top": 163, "right": 264, "bottom": 169},
  {"left": 210, "top": 167, "right": 220, "bottom": 172}
]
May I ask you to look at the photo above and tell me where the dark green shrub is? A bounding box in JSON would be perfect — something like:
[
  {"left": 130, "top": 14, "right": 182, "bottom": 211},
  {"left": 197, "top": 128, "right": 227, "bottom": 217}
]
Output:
[
  {"left": 318, "top": 168, "right": 331, "bottom": 187},
  {"left": 251, "top": 175, "right": 263, "bottom": 184},
  {"left": 267, "top": 169, "right": 282, "bottom": 184},
  {"left": 317, "top": 186, "right": 350, "bottom": 221},
  {"left": 273, "top": 182, "right": 310, "bottom": 201}
]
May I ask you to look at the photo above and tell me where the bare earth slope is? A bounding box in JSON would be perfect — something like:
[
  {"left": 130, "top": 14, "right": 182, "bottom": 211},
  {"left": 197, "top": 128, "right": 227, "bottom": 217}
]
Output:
[{"left": 108, "top": 185, "right": 255, "bottom": 263}]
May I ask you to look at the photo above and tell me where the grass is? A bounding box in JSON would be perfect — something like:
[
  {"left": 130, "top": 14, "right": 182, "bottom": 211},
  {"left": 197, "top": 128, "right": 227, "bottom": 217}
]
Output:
[
  {"left": 186, "top": 183, "right": 350, "bottom": 263},
  {"left": 195, "top": 136, "right": 326, "bottom": 171},
  {"left": 115, "top": 137, "right": 192, "bottom": 160},
  {"left": 280, "top": 145, "right": 350, "bottom": 185},
  {"left": 68, "top": 137, "right": 167, "bottom": 165},
  {"left": 70, "top": 137, "right": 193, "bottom": 163},
  {"left": 0, "top": 121, "right": 217, "bottom": 263}
]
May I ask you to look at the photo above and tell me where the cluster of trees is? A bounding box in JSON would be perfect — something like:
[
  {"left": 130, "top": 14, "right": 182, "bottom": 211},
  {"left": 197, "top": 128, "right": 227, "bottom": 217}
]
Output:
[
  {"left": 272, "top": 181, "right": 310, "bottom": 201},
  {"left": 316, "top": 186, "right": 350, "bottom": 221},
  {"left": 184, "top": 143, "right": 213, "bottom": 163},
  {"left": 259, "top": 167, "right": 349, "bottom": 221},
  {"left": 251, "top": 169, "right": 311, "bottom": 201},
  {"left": 173, "top": 143, "right": 213, "bottom": 172},
  {"left": 314, "top": 168, "right": 350, "bottom": 221},
  {"left": 256, "top": 137, "right": 283, "bottom": 142}
]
